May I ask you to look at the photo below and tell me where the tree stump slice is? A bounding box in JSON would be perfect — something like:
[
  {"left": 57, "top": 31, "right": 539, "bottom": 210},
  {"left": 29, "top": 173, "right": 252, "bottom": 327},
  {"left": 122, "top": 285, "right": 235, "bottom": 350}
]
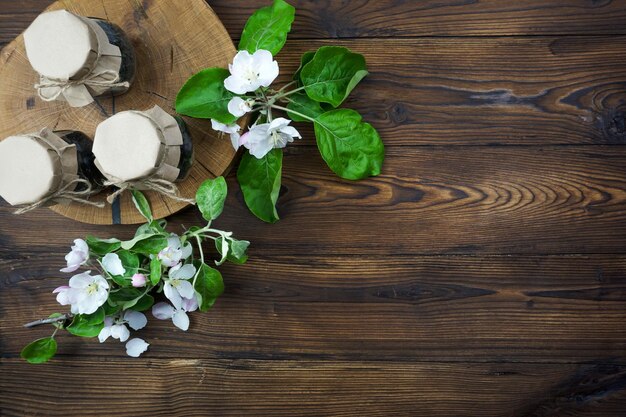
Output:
[{"left": 0, "top": 0, "right": 238, "bottom": 224}]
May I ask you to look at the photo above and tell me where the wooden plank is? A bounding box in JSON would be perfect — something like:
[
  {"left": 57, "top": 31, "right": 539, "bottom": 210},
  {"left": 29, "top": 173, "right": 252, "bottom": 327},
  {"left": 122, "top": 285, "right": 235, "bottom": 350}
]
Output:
[
  {"left": 5, "top": 146, "right": 625, "bottom": 256},
  {"left": 7, "top": 0, "right": 626, "bottom": 44},
  {"left": 276, "top": 38, "right": 626, "bottom": 146},
  {"left": 3, "top": 254, "right": 626, "bottom": 362},
  {"left": 1, "top": 358, "right": 625, "bottom": 416},
  {"left": 4, "top": 1, "right": 626, "bottom": 47},
  {"left": 210, "top": 0, "right": 626, "bottom": 38}
]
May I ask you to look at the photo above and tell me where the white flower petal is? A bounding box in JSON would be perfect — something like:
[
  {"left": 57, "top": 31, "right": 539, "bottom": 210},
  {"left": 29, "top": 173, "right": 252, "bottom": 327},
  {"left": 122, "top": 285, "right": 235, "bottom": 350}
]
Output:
[
  {"left": 279, "top": 125, "right": 301, "bottom": 139},
  {"left": 224, "top": 75, "right": 250, "bottom": 95},
  {"left": 268, "top": 117, "right": 291, "bottom": 131},
  {"left": 126, "top": 338, "right": 149, "bottom": 357},
  {"left": 181, "top": 243, "right": 193, "bottom": 259},
  {"left": 164, "top": 281, "right": 183, "bottom": 310},
  {"left": 182, "top": 296, "right": 199, "bottom": 313},
  {"left": 231, "top": 50, "right": 254, "bottom": 69},
  {"left": 247, "top": 137, "right": 274, "bottom": 159},
  {"left": 53, "top": 286, "right": 72, "bottom": 305},
  {"left": 98, "top": 326, "right": 111, "bottom": 343},
  {"left": 230, "top": 132, "right": 242, "bottom": 150},
  {"left": 74, "top": 238, "right": 89, "bottom": 254},
  {"left": 68, "top": 271, "right": 93, "bottom": 289},
  {"left": 110, "top": 324, "right": 130, "bottom": 342},
  {"left": 172, "top": 310, "right": 190, "bottom": 331},
  {"left": 171, "top": 264, "right": 196, "bottom": 280},
  {"left": 152, "top": 302, "right": 175, "bottom": 320},
  {"left": 167, "top": 234, "right": 182, "bottom": 250},
  {"left": 228, "top": 97, "right": 249, "bottom": 118},
  {"left": 102, "top": 253, "right": 125, "bottom": 276},
  {"left": 124, "top": 310, "right": 148, "bottom": 331},
  {"left": 176, "top": 280, "right": 195, "bottom": 300}
]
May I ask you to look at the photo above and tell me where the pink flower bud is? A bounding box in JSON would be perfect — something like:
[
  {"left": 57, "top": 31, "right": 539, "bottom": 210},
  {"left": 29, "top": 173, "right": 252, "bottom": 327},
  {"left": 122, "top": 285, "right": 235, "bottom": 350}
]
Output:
[{"left": 131, "top": 273, "right": 147, "bottom": 287}]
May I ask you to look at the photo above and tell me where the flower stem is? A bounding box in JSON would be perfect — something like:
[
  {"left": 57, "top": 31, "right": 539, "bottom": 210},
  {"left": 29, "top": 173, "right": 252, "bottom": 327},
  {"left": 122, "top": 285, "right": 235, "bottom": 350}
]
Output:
[
  {"left": 24, "top": 314, "right": 73, "bottom": 328},
  {"left": 270, "top": 104, "right": 317, "bottom": 124}
]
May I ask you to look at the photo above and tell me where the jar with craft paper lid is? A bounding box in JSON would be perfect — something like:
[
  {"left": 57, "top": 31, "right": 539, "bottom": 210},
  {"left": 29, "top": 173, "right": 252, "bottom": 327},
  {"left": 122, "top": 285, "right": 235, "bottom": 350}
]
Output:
[
  {"left": 23, "top": 9, "right": 136, "bottom": 108},
  {"left": 0, "top": 129, "right": 105, "bottom": 214},
  {"left": 93, "top": 105, "right": 195, "bottom": 204}
]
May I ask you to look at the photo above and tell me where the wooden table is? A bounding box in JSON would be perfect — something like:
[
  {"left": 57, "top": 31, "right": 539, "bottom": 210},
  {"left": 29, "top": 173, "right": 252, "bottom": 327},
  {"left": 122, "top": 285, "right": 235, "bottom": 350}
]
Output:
[{"left": 2, "top": 1, "right": 626, "bottom": 415}]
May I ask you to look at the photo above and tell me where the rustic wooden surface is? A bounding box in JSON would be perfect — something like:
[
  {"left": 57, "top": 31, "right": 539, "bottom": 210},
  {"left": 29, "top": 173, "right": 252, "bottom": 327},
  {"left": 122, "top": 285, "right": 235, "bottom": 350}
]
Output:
[
  {"left": 0, "top": 0, "right": 239, "bottom": 224},
  {"left": 2, "top": 0, "right": 626, "bottom": 416}
]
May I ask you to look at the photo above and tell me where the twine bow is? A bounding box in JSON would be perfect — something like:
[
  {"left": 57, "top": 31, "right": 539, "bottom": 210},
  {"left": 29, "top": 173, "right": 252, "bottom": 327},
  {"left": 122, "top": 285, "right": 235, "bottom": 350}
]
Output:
[
  {"left": 13, "top": 178, "right": 105, "bottom": 215},
  {"left": 104, "top": 178, "right": 196, "bottom": 205},
  {"left": 35, "top": 70, "right": 130, "bottom": 102}
]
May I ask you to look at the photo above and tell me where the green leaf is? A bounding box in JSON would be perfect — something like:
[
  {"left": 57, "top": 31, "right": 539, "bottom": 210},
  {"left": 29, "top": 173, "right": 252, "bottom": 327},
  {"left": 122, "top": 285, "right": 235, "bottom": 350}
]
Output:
[
  {"left": 301, "top": 46, "right": 368, "bottom": 108},
  {"left": 194, "top": 263, "right": 224, "bottom": 312},
  {"left": 216, "top": 237, "right": 250, "bottom": 264},
  {"left": 175, "top": 68, "right": 237, "bottom": 124},
  {"left": 67, "top": 308, "right": 105, "bottom": 338},
  {"left": 131, "top": 236, "right": 168, "bottom": 254},
  {"left": 108, "top": 288, "right": 143, "bottom": 306},
  {"left": 149, "top": 257, "right": 162, "bottom": 285},
  {"left": 237, "top": 149, "right": 282, "bottom": 223},
  {"left": 121, "top": 233, "right": 157, "bottom": 251},
  {"left": 123, "top": 293, "right": 154, "bottom": 311},
  {"left": 103, "top": 302, "right": 122, "bottom": 316},
  {"left": 131, "top": 190, "right": 152, "bottom": 222},
  {"left": 314, "top": 109, "right": 384, "bottom": 180},
  {"left": 293, "top": 51, "right": 315, "bottom": 85},
  {"left": 86, "top": 236, "right": 121, "bottom": 256},
  {"left": 196, "top": 176, "right": 228, "bottom": 221},
  {"left": 286, "top": 92, "right": 326, "bottom": 122},
  {"left": 239, "top": 0, "right": 295, "bottom": 56},
  {"left": 21, "top": 337, "right": 57, "bottom": 364}
]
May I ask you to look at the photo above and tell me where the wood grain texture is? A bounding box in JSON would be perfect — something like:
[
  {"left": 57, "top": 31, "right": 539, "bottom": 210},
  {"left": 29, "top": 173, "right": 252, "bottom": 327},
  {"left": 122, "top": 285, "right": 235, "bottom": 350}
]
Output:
[
  {"left": 0, "top": 0, "right": 239, "bottom": 224},
  {"left": 276, "top": 38, "right": 626, "bottom": 146},
  {"left": 211, "top": 0, "right": 626, "bottom": 38},
  {"left": 2, "top": 254, "right": 626, "bottom": 362},
  {"left": 2, "top": 1, "right": 626, "bottom": 416},
  {"left": 2, "top": 358, "right": 626, "bottom": 417},
  {"left": 6, "top": 146, "right": 623, "bottom": 256},
  {"left": 4, "top": 0, "right": 626, "bottom": 46}
]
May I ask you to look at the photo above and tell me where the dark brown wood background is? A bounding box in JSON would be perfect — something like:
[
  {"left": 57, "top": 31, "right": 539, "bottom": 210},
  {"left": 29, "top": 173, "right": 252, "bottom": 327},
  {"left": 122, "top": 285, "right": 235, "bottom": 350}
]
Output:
[{"left": 2, "top": 1, "right": 626, "bottom": 416}]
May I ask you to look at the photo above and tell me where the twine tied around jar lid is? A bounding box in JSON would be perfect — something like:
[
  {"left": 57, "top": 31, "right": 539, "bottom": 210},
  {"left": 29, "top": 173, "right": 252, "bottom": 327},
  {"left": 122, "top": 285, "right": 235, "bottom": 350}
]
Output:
[
  {"left": 93, "top": 105, "right": 196, "bottom": 205},
  {"left": 24, "top": 10, "right": 128, "bottom": 107},
  {"left": 9, "top": 129, "right": 105, "bottom": 214}
]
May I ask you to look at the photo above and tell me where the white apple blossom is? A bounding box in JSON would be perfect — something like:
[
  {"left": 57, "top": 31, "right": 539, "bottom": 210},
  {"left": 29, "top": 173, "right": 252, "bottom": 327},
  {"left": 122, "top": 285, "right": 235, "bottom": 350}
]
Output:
[
  {"left": 228, "top": 96, "right": 254, "bottom": 117},
  {"left": 244, "top": 117, "right": 302, "bottom": 159},
  {"left": 211, "top": 119, "right": 243, "bottom": 151},
  {"left": 102, "top": 253, "right": 125, "bottom": 276},
  {"left": 157, "top": 234, "right": 192, "bottom": 268},
  {"left": 224, "top": 50, "right": 279, "bottom": 94},
  {"left": 163, "top": 263, "right": 196, "bottom": 308},
  {"left": 53, "top": 271, "right": 109, "bottom": 315},
  {"left": 152, "top": 295, "right": 198, "bottom": 331},
  {"left": 98, "top": 310, "right": 147, "bottom": 343},
  {"left": 125, "top": 338, "right": 149, "bottom": 357},
  {"left": 60, "top": 239, "right": 89, "bottom": 273}
]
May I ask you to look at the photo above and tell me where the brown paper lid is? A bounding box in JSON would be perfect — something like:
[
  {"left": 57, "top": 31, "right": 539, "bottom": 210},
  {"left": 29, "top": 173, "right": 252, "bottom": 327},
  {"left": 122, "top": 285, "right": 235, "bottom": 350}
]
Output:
[
  {"left": 0, "top": 131, "right": 79, "bottom": 205},
  {"left": 93, "top": 106, "right": 183, "bottom": 183},
  {"left": 24, "top": 10, "right": 97, "bottom": 80},
  {"left": 25, "top": 10, "right": 124, "bottom": 107}
]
